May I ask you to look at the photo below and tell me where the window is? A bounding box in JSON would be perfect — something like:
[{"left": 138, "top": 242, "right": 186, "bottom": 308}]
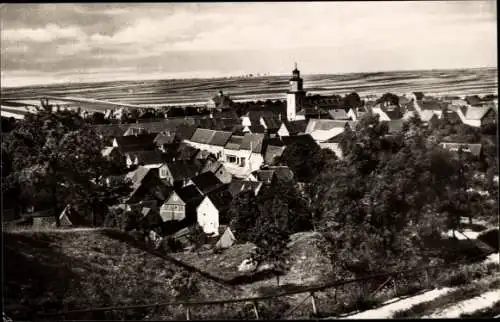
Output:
[
  {"left": 159, "top": 167, "right": 168, "bottom": 178},
  {"left": 227, "top": 155, "right": 237, "bottom": 164},
  {"left": 240, "top": 157, "right": 246, "bottom": 167}
]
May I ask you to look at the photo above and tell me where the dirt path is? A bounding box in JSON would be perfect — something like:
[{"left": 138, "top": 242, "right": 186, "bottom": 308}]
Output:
[
  {"left": 424, "top": 289, "right": 500, "bottom": 318},
  {"left": 335, "top": 288, "right": 453, "bottom": 319}
]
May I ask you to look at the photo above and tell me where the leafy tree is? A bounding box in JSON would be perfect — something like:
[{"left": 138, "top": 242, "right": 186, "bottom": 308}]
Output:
[
  {"left": 375, "top": 92, "right": 399, "bottom": 106},
  {"left": 342, "top": 92, "right": 362, "bottom": 111},
  {"left": 3, "top": 100, "right": 132, "bottom": 226},
  {"left": 229, "top": 190, "right": 261, "bottom": 242}
]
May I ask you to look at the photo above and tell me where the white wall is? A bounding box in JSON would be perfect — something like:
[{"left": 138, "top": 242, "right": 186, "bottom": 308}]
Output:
[
  {"left": 286, "top": 93, "right": 297, "bottom": 121},
  {"left": 197, "top": 197, "right": 219, "bottom": 235}
]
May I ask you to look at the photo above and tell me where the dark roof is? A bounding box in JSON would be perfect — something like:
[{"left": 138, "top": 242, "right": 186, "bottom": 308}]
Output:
[
  {"left": 209, "top": 130, "right": 233, "bottom": 146},
  {"left": 225, "top": 135, "right": 244, "bottom": 150},
  {"left": 154, "top": 133, "right": 175, "bottom": 145},
  {"left": 195, "top": 118, "right": 238, "bottom": 131},
  {"left": 175, "top": 142, "right": 200, "bottom": 160},
  {"left": 383, "top": 106, "right": 403, "bottom": 120},
  {"left": 268, "top": 166, "right": 294, "bottom": 182},
  {"left": 165, "top": 161, "right": 201, "bottom": 181},
  {"left": 419, "top": 100, "right": 446, "bottom": 111},
  {"left": 191, "top": 172, "right": 224, "bottom": 194},
  {"left": 93, "top": 124, "right": 129, "bottom": 138},
  {"left": 206, "top": 185, "right": 233, "bottom": 211},
  {"left": 264, "top": 144, "right": 286, "bottom": 165},
  {"left": 245, "top": 110, "right": 276, "bottom": 124},
  {"left": 228, "top": 179, "right": 263, "bottom": 197},
  {"left": 282, "top": 120, "right": 308, "bottom": 135},
  {"left": 261, "top": 115, "right": 282, "bottom": 130},
  {"left": 240, "top": 133, "right": 265, "bottom": 153},
  {"left": 254, "top": 170, "right": 275, "bottom": 184},
  {"left": 125, "top": 120, "right": 183, "bottom": 135},
  {"left": 114, "top": 134, "right": 156, "bottom": 151},
  {"left": 175, "top": 124, "right": 198, "bottom": 141},
  {"left": 189, "top": 128, "right": 232, "bottom": 146},
  {"left": 177, "top": 184, "right": 204, "bottom": 206},
  {"left": 282, "top": 134, "right": 318, "bottom": 148},
  {"left": 126, "top": 150, "right": 164, "bottom": 165},
  {"left": 248, "top": 124, "right": 267, "bottom": 133}
]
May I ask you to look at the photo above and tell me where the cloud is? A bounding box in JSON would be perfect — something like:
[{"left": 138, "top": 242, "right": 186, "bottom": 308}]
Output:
[
  {"left": 0, "top": 2, "right": 497, "bottom": 88},
  {"left": 2, "top": 24, "right": 84, "bottom": 43}
]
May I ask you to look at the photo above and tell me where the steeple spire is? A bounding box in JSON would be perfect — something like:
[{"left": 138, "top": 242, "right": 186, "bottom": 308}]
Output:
[{"left": 294, "top": 62, "right": 297, "bottom": 70}]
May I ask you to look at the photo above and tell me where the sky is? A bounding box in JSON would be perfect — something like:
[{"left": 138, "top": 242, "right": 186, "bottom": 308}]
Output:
[{"left": 0, "top": 1, "right": 497, "bottom": 88}]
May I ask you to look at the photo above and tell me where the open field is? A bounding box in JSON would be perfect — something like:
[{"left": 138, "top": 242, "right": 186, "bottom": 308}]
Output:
[{"left": 1, "top": 68, "right": 497, "bottom": 109}]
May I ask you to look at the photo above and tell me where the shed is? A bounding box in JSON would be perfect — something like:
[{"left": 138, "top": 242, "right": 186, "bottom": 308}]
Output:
[{"left": 214, "top": 226, "right": 236, "bottom": 249}]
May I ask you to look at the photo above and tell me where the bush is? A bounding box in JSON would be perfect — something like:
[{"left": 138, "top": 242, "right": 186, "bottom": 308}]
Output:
[{"left": 160, "top": 237, "right": 184, "bottom": 254}]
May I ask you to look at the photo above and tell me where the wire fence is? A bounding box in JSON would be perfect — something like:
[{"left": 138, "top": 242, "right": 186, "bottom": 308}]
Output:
[{"left": 24, "top": 254, "right": 493, "bottom": 321}]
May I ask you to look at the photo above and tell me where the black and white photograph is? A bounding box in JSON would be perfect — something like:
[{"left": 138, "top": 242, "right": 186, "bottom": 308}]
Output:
[{"left": 1, "top": 1, "right": 499, "bottom": 320}]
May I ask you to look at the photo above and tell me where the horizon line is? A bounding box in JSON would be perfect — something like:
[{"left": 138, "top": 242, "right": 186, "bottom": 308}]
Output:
[{"left": 1, "top": 65, "right": 497, "bottom": 90}]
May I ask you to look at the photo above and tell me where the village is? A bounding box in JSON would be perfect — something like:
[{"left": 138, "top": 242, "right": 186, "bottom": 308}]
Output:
[{"left": 4, "top": 65, "right": 497, "bottom": 256}]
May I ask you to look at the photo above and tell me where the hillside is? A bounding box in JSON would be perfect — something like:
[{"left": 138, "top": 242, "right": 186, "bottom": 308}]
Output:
[{"left": 3, "top": 228, "right": 245, "bottom": 320}]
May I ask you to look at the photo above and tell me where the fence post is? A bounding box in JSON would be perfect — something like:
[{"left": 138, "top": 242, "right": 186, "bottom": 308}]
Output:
[
  {"left": 424, "top": 268, "right": 430, "bottom": 289},
  {"left": 252, "top": 301, "right": 259, "bottom": 320},
  {"left": 310, "top": 292, "right": 318, "bottom": 316},
  {"left": 392, "top": 274, "right": 398, "bottom": 296},
  {"left": 185, "top": 306, "right": 190, "bottom": 320}
]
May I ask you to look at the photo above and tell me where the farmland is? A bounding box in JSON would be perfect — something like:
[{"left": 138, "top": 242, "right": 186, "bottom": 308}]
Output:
[{"left": 1, "top": 68, "right": 497, "bottom": 109}]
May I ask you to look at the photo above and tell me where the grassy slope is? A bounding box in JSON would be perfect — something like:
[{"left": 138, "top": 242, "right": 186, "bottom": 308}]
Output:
[{"left": 3, "top": 229, "right": 243, "bottom": 320}]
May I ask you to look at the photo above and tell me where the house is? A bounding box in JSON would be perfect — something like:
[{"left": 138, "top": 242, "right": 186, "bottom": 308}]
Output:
[
  {"left": 277, "top": 120, "right": 308, "bottom": 137},
  {"left": 196, "top": 186, "right": 233, "bottom": 235},
  {"left": 439, "top": 142, "right": 482, "bottom": 158},
  {"left": 318, "top": 132, "right": 347, "bottom": 159},
  {"left": 222, "top": 133, "right": 266, "bottom": 178},
  {"left": 263, "top": 139, "right": 287, "bottom": 165},
  {"left": 305, "top": 119, "right": 349, "bottom": 142},
  {"left": 371, "top": 104, "right": 403, "bottom": 121},
  {"left": 124, "top": 166, "right": 172, "bottom": 205},
  {"left": 243, "top": 124, "right": 267, "bottom": 134},
  {"left": 456, "top": 106, "right": 496, "bottom": 128},
  {"left": 207, "top": 90, "right": 233, "bottom": 110},
  {"left": 124, "top": 119, "right": 189, "bottom": 136},
  {"left": 327, "top": 109, "right": 350, "bottom": 120},
  {"left": 252, "top": 165, "right": 294, "bottom": 184},
  {"left": 154, "top": 133, "right": 176, "bottom": 152},
  {"left": 158, "top": 160, "right": 201, "bottom": 187},
  {"left": 228, "top": 179, "right": 263, "bottom": 197},
  {"left": 125, "top": 150, "right": 164, "bottom": 168},
  {"left": 159, "top": 185, "right": 204, "bottom": 225},
  {"left": 240, "top": 110, "right": 281, "bottom": 128},
  {"left": 93, "top": 124, "right": 129, "bottom": 144},
  {"left": 214, "top": 226, "right": 236, "bottom": 249},
  {"left": 200, "top": 158, "right": 232, "bottom": 184},
  {"left": 184, "top": 128, "right": 233, "bottom": 158},
  {"left": 189, "top": 171, "right": 224, "bottom": 195},
  {"left": 113, "top": 134, "right": 157, "bottom": 152}
]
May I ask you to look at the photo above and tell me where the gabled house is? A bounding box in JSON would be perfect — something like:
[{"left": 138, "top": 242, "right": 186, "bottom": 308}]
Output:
[
  {"left": 277, "top": 120, "right": 308, "bottom": 137},
  {"left": 158, "top": 160, "right": 201, "bottom": 188},
  {"left": 159, "top": 185, "right": 204, "bottom": 225},
  {"left": 318, "top": 132, "right": 346, "bottom": 160},
  {"left": 123, "top": 166, "right": 172, "bottom": 205},
  {"left": 240, "top": 110, "right": 281, "bottom": 128},
  {"left": 214, "top": 225, "right": 236, "bottom": 249},
  {"left": 113, "top": 134, "right": 157, "bottom": 152},
  {"left": 305, "top": 119, "right": 350, "bottom": 142},
  {"left": 200, "top": 158, "right": 232, "bottom": 184},
  {"left": 196, "top": 186, "right": 233, "bottom": 235},
  {"left": 371, "top": 104, "right": 403, "bottom": 121},
  {"left": 93, "top": 124, "right": 129, "bottom": 144},
  {"left": 125, "top": 150, "right": 164, "bottom": 169},
  {"left": 184, "top": 128, "right": 233, "bottom": 158},
  {"left": 189, "top": 171, "right": 224, "bottom": 195},
  {"left": 222, "top": 133, "right": 266, "bottom": 178},
  {"left": 456, "top": 106, "right": 496, "bottom": 128},
  {"left": 327, "top": 109, "right": 351, "bottom": 120},
  {"left": 228, "top": 179, "right": 263, "bottom": 197},
  {"left": 154, "top": 132, "right": 176, "bottom": 153}
]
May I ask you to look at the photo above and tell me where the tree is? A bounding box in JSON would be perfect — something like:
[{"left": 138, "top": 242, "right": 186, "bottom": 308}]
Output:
[
  {"left": 3, "top": 100, "right": 132, "bottom": 227},
  {"left": 228, "top": 190, "right": 261, "bottom": 242},
  {"left": 342, "top": 92, "right": 362, "bottom": 111},
  {"left": 375, "top": 92, "right": 399, "bottom": 106}
]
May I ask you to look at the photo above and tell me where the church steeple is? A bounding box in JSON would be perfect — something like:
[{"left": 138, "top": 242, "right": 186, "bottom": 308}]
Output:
[
  {"left": 289, "top": 63, "right": 303, "bottom": 92},
  {"left": 286, "top": 63, "right": 306, "bottom": 121}
]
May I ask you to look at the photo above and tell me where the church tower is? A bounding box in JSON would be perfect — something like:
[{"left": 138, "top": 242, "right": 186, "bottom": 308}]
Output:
[{"left": 286, "top": 63, "right": 306, "bottom": 121}]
